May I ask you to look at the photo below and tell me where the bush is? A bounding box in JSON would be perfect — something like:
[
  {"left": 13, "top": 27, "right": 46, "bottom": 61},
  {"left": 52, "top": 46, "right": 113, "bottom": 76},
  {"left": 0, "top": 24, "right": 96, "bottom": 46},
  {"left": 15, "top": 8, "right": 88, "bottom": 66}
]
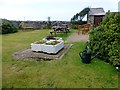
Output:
[
  {"left": 71, "top": 24, "right": 78, "bottom": 29},
  {"left": 2, "top": 19, "right": 18, "bottom": 34},
  {"left": 89, "top": 12, "right": 120, "bottom": 66},
  {"left": 71, "top": 20, "right": 87, "bottom": 29}
]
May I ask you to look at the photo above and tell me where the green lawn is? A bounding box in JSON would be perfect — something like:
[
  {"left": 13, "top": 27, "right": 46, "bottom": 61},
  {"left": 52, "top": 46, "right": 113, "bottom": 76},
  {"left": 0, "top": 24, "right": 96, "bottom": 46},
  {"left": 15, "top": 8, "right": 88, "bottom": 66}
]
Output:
[
  {"left": 2, "top": 29, "right": 118, "bottom": 88},
  {"left": 0, "top": 34, "right": 2, "bottom": 89}
]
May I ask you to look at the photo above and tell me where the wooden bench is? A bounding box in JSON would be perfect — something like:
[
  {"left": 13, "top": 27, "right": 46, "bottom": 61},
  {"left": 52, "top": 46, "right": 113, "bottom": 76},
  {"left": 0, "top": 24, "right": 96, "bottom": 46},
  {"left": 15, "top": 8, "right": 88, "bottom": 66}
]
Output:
[{"left": 78, "top": 24, "right": 90, "bottom": 35}]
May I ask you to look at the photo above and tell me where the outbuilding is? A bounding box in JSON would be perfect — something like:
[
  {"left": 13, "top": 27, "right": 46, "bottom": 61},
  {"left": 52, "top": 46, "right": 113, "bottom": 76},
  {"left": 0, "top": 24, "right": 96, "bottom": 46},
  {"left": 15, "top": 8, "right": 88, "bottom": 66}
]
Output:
[{"left": 87, "top": 8, "right": 106, "bottom": 27}]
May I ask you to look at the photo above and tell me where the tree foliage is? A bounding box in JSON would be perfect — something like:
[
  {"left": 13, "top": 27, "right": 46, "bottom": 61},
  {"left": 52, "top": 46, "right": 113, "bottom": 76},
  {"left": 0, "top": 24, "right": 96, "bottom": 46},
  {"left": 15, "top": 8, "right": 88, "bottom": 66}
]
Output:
[
  {"left": 19, "top": 22, "right": 24, "bottom": 29},
  {"left": 89, "top": 12, "right": 120, "bottom": 66},
  {"left": 71, "top": 7, "right": 90, "bottom": 29},
  {"left": 2, "top": 19, "right": 18, "bottom": 34},
  {"left": 71, "top": 7, "right": 90, "bottom": 22}
]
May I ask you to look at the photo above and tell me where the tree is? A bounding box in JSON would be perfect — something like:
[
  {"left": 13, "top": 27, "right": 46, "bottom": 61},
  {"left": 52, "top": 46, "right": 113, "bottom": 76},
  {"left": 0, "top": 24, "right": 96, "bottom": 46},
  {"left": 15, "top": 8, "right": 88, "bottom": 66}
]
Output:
[
  {"left": 71, "top": 7, "right": 90, "bottom": 22},
  {"left": 71, "top": 7, "right": 90, "bottom": 29}
]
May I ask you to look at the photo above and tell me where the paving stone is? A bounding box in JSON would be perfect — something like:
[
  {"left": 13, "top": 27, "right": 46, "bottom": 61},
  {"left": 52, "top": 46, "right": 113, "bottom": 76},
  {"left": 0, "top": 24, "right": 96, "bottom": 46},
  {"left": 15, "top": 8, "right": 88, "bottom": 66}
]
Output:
[{"left": 13, "top": 44, "right": 72, "bottom": 61}]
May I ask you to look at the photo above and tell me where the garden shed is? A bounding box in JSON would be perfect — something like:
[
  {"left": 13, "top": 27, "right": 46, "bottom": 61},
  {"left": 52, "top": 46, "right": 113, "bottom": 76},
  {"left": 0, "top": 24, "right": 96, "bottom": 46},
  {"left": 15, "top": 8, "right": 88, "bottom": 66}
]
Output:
[{"left": 87, "top": 8, "right": 106, "bottom": 27}]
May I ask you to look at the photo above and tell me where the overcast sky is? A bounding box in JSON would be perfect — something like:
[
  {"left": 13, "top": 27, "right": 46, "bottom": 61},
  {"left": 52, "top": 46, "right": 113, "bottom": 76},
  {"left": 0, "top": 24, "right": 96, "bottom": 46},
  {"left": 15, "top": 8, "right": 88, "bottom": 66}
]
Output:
[{"left": 0, "top": 0, "right": 119, "bottom": 21}]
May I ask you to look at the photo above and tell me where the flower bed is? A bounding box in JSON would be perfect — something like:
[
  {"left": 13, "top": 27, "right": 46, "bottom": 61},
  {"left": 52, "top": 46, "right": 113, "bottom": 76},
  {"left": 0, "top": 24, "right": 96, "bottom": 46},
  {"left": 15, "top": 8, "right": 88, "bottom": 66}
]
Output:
[{"left": 31, "top": 37, "right": 64, "bottom": 54}]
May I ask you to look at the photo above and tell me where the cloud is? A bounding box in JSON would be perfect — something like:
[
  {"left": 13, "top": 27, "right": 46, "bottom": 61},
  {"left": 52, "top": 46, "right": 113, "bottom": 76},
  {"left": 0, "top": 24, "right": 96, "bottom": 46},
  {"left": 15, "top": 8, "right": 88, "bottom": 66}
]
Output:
[
  {"left": 1, "top": 0, "right": 118, "bottom": 5},
  {"left": 0, "top": 0, "right": 119, "bottom": 21}
]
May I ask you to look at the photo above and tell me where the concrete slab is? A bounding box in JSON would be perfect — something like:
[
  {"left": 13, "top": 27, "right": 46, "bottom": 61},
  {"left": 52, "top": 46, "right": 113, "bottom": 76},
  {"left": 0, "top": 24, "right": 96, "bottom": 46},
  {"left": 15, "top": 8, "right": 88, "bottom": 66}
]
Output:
[{"left": 13, "top": 44, "right": 72, "bottom": 61}]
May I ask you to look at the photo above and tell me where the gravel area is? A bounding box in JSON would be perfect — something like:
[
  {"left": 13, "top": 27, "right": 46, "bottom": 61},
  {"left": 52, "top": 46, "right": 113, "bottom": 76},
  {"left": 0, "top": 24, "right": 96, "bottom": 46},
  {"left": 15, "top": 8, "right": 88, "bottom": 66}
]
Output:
[{"left": 67, "top": 32, "right": 89, "bottom": 42}]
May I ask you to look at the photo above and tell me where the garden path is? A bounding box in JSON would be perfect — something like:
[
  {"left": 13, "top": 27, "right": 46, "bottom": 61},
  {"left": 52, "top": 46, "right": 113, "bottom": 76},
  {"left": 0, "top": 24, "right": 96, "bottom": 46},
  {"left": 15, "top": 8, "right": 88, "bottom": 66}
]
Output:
[{"left": 67, "top": 32, "right": 89, "bottom": 42}]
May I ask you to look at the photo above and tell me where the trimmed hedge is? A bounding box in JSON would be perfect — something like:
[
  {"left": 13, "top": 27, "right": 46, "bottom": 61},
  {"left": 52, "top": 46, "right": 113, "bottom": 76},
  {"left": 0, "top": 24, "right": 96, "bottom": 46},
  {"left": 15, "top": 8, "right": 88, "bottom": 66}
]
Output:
[
  {"left": 2, "top": 19, "right": 18, "bottom": 34},
  {"left": 89, "top": 12, "right": 120, "bottom": 66}
]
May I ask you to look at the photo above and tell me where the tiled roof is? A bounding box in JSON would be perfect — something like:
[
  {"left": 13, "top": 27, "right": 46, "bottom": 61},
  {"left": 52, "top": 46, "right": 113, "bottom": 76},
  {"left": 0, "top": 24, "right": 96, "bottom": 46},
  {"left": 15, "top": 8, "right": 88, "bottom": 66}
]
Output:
[{"left": 89, "top": 8, "right": 106, "bottom": 15}]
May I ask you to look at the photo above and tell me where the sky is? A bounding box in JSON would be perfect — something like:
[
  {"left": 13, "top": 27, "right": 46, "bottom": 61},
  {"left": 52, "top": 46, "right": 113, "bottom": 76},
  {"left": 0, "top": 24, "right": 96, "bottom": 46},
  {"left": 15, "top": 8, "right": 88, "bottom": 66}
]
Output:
[{"left": 0, "top": 0, "right": 119, "bottom": 21}]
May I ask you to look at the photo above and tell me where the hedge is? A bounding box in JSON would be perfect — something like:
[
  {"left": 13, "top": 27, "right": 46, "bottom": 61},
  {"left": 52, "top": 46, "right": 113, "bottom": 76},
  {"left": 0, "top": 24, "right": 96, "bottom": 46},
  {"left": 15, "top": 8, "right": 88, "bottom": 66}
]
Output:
[
  {"left": 2, "top": 19, "right": 18, "bottom": 34},
  {"left": 89, "top": 12, "right": 120, "bottom": 66}
]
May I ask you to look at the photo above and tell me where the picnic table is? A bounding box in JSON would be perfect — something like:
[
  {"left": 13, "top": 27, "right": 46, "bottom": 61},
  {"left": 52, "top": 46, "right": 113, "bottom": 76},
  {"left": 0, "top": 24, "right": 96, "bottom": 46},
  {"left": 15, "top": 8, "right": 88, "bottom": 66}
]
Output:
[{"left": 50, "top": 24, "right": 70, "bottom": 35}]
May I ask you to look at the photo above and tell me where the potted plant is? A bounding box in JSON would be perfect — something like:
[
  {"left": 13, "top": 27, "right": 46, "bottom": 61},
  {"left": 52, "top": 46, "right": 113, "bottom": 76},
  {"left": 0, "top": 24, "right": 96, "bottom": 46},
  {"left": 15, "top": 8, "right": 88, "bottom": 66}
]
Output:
[
  {"left": 31, "top": 40, "right": 46, "bottom": 52},
  {"left": 31, "top": 37, "right": 64, "bottom": 54},
  {"left": 43, "top": 40, "right": 64, "bottom": 54}
]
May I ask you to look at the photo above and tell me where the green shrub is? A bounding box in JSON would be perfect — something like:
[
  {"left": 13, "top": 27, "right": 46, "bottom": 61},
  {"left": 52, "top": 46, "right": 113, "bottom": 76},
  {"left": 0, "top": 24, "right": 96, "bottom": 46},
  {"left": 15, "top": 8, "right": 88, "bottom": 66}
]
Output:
[
  {"left": 71, "top": 24, "right": 78, "bottom": 29},
  {"left": 89, "top": 12, "right": 120, "bottom": 66},
  {"left": 71, "top": 20, "right": 87, "bottom": 29},
  {"left": 2, "top": 19, "right": 18, "bottom": 34}
]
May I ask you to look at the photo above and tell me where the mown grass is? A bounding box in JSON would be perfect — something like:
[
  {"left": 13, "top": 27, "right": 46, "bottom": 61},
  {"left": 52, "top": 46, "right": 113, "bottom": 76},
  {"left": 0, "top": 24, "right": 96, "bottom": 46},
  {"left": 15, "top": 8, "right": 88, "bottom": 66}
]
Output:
[
  {"left": 0, "top": 33, "right": 2, "bottom": 89},
  {"left": 2, "top": 29, "right": 118, "bottom": 88}
]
